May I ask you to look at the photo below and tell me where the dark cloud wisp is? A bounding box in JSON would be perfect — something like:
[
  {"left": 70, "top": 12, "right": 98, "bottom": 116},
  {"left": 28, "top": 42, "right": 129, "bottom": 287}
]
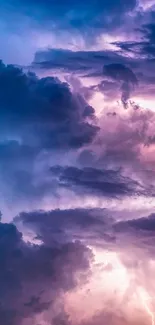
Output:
[{"left": 50, "top": 166, "right": 144, "bottom": 198}]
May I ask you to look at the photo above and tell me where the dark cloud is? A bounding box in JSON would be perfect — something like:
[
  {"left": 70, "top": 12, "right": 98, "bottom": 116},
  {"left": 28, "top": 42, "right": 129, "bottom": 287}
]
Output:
[
  {"left": 139, "top": 22, "right": 155, "bottom": 57},
  {"left": 2, "top": 1, "right": 155, "bottom": 324},
  {"left": 33, "top": 49, "right": 143, "bottom": 111},
  {"left": 15, "top": 207, "right": 152, "bottom": 324},
  {"left": 103, "top": 64, "right": 138, "bottom": 84},
  {"left": 33, "top": 48, "right": 125, "bottom": 76},
  {"left": 103, "top": 63, "right": 138, "bottom": 108},
  {"left": 16, "top": 207, "right": 155, "bottom": 315},
  {"left": 112, "top": 212, "right": 155, "bottom": 261},
  {"left": 0, "top": 221, "right": 92, "bottom": 325},
  {"left": 0, "top": 61, "right": 98, "bottom": 149},
  {"left": 0, "top": 61, "right": 99, "bottom": 208},
  {"left": 33, "top": 48, "right": 141, "bottom": 81},
  {"left": 50, "top": 165, "right": 144, "bottom": 198},
  {"left": 113, "top": 40, "right": 148, "bottom": 57},
  {"left": 16, "top": 206, "right": 155, "bottom": 259},
  {"left": 114, "top": 20, "right": 155, "bottom": 59},
  {"left": 143, "top": 22, "right": 155, "bottom": 44},
  {"left": 15, "top": 208, "right": 112, "bottom": 245},
  {"left": 115, "top": 213, "right": 155, "bottom": 232}
]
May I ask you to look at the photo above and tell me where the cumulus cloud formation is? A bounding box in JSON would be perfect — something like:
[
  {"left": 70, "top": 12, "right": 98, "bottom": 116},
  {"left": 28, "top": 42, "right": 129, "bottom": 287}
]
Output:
[
  {"left": 13, "top": 208, "right": 155, "bottom": 325},
  {"left": 0, "top": 61, "right": 97, "bottom": 149},
  {"left": 0, "top": 221, "right": 92, "bottom": 325},
  {"left": 1, "top": 1, "right": 155, "bottom": 325},
  {"left": 0, "top": 61, "right": 98, "bottom": 211}
]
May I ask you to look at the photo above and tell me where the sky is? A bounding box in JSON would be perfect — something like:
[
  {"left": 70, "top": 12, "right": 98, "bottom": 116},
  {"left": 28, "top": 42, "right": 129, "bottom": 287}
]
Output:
[{"left": 2, "top": 0, "right": 155, "bottom": 324}]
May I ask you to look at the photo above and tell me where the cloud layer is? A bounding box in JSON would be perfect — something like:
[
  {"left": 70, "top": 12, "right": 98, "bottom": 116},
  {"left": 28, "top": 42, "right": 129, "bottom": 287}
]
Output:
[{"left": 1, "top": 1, "right": 155, "bottom": 325}]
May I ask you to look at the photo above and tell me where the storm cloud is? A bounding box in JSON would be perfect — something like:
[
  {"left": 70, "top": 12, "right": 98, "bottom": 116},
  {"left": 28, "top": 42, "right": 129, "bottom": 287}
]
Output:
[
  {"left": 0, "top": 220, "right": 92, "bottom": 325},
  {"left": 50, "top": 165, "right": 144, "bottom": 198},
  {"left": 1, "top": 1, "right": 155, "bottom": 325}
]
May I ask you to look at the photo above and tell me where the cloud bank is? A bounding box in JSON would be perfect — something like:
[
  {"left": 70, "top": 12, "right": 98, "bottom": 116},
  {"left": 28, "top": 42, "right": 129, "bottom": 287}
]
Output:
[{"left": 1, "top": 1, "right": 155, "bottom": 325}]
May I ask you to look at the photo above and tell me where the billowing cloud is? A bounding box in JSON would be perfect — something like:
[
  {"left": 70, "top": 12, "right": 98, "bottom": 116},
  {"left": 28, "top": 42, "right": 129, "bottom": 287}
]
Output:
[
  {"left": 13, "top": 207, "right": 155, "bottom": 325},
  {"left": 0, "top": 220, "right": 92, "bottom": 325},
  {"left": 0, "top": 61, "right": 97, "bottom": 149},
  {"left": 2, "top": 1, "right": 155, "bottom": 325},
  {"left": 0, "top": 61, "right": 98, "bottom": 212}
]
